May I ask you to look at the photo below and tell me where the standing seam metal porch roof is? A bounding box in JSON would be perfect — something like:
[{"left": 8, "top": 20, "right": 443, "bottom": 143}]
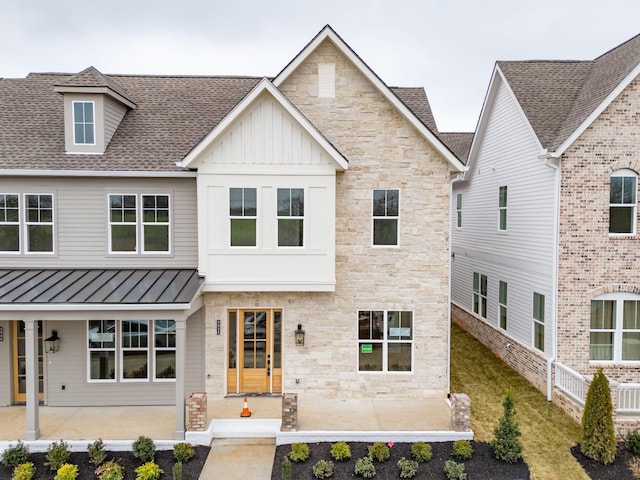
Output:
[{"left": 0, "top": 269, "right": 202, "bottom": 304}]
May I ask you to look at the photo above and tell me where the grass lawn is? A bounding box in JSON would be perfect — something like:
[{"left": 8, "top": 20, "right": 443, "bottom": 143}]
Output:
[{"left": 450, "top": 322, "right": 590, "bottom": 480}]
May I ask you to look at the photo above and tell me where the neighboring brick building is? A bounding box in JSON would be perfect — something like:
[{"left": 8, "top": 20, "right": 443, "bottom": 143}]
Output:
[{"left": 451, "top": 33, "right": 640, "bottom": 434}]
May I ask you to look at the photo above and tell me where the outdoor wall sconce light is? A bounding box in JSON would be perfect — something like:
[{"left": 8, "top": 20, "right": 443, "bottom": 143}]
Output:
[
  {"left": 294, "top": 323, "right": 305, "bottom": 346},
  {"left": 44, "top": 330, "right": 60, "bottom": 353}
]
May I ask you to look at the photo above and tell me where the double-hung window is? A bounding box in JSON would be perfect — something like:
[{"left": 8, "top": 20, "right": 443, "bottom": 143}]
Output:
[
  {"left": 121, "top": 320, "right": 149, "bottom": 380},
  {"left": 590, "top": 294, "right": 640, "bottom": 362},
  {"left": 277, "top": 188, "right": 304, "bottom": 247},
  {"left": 0, "top": 194, "right": 20, "bottom": 252},
  {"left": 610, "top": 170, "right": 637, "bottom": 234},
  {"left": 142, "top": 195, "right": 170, "bottom": 252},
  {"left": 88, "top": 320, "right": 116, "bottom": 381},
  {"left": 456, "top": 193, "right": 462, "bottom": 228},
  {"left": 73, "top": 101, "right": 95, "bottom": 145},
  {"left": 372, "top": 189, "right": 399, "bottom": 246},
  {"left": 230, "top": 188, "right": 257, "bottom": 246},
  {"left": 25, "top": 194, "right": 54, "bottom": 253},
  {"left": 498, "top": 186, "right": 508, "bottom": 231},
  {"left": 499, "top": 281, "right": 508, "bottom": 330},
  {"left": 109, "top": 194, "right": 137, "bottom": 252},
  {"left": 154, "top": 320, "right": 176, "bottom": 379},
  {"left": 109, "top": 194, "right": 170, "bottom": 254},
  {"left": 358, "top": 310, "right": 413, "bottom": 372},
  {"left": 473, "top": 273, "right": 487, "bottom": 318},
  {"left": 533, "top": 292, "right": 545, "bottom": 351}
]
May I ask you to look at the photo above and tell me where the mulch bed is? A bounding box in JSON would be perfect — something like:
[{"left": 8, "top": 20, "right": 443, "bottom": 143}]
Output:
[
  {"left": 271, "top": 441, "right": 530, "bottom": 479},
  {"left": 0, "top": 445, "right": 210, "bottom": 479},
  {"left": 571, "top": 443, "right": 637, "bottom": 480}
]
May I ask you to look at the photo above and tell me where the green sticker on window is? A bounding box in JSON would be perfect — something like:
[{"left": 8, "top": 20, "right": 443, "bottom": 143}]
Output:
[{"left": 361, "top": 344, "right": 373, "bottom": 354}]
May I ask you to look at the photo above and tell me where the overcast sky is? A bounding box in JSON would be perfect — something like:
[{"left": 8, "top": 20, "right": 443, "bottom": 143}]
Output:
[{"left": 2, "top": 0, "right": 639, "bottom": 131}]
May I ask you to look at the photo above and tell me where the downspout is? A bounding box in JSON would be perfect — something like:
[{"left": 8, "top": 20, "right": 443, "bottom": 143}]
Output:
[{"left": 542, "top": 151, "right": 560, "bottom": 401}]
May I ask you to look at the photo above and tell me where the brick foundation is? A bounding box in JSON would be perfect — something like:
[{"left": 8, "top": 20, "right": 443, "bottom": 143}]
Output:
[
  {"left": 281, "top": 393, "right": 298, "bottom": 432},
  {"left": 186, "top": 392, "right": 208, "bottom": 432},
  {"left": 450, "top": 393, "right": 471, "bottom": 432}
]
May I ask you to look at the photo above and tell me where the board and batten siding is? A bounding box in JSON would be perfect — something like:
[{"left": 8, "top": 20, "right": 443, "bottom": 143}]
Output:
[
  {"left": 451, "top": 77, "right": 557, "bottom": 354},
  {"left": 0, "top": 176, "right": 197, "bottom": 269}
]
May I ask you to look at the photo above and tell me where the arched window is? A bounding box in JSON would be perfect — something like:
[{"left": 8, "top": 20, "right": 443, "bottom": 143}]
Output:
[
  {"left": 590, "top": 292, "right": 640, "bottom": 362},
  {"left": 609, "top": 169, "right": 637, "bottom": 234}
]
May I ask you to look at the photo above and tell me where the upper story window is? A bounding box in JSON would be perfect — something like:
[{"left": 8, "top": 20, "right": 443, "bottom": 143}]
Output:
[
  {"left": 372, "top": 189, "right": 399, "bottom": 246},
  {"left": 456, "top": 193, "right": 462, "bottom": 228},
  {"left": 533, "top": 292, "right": 545, "bottom": 352},
  {"left": 73, "top": 101, "right": 95, "bottom": 145},
  {"left": 590, "top": 294, "right": 640, "bottom": 362},
  {"left": 230, "top": 188, "right": 257, "bottom": 247},
  {"left": 0, "top": 193, "right": 54, "bottom": 254},
  {"left": 609, "top": 169, "right": 637, "bottom": 235},
  {"left": 498, "top": 186, "right": 508, "bottom": 231},
  {"left": 108, "top": 194, "right": 170, "bottom": 254},
  {"left": 0, "top": 194, "right": 20, "bottom": 252},
  {"left": 277, "top": 188, "right": 304, "bottom": 247}
]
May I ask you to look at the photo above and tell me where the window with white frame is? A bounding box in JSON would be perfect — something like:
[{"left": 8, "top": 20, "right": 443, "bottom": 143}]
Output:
[
  {"left": 154, "top": 320, "right": 176, "bottom": 379},
  {"left": 73, "top": 101, "right": 95, "bottom": 145},
  {"left": 473, "top": 272, "right": 487, "bottom": 318},
  {"left": 108, "top": 194, "right": 170, "bottom": 254},
  {"left": 498, "top": 186, "right": 507, "bottom": 231},
  {"left": 0, "top": 194, "right": 19, "bottom": 252},
  {"left": 142, "top": 195, "right": 170, "bottom": 252},
  {"left": 610, "top": 169, "right": 637, "bottom": 234},
  {"left": 499, "top": 281, "right": 508, "bottom": 330},
  {"left": 109, "top": 194, "right": 137, "bottom": 252},
  {"left": 121, "top": 320, "right": 149, "bottom": 380},
  {"left": 358, "top": 310, "right": 413, "bottom": 372},
  {"left": 533, "top": 292, "right": 545, "bottom": 351},
  {"left": 88, "top": 320, "right": 116, "bottom": 381},
  {"left": 230, "top": 188, "right": 257, "bottom": 246},
  {"left": 25, "top": 194, "right": 54, "bottom": 253},
  {"left": 372, "top": 189, "right": 399, "bottom": 246},
  {"left": 456, "top": 193, "right": 462, "bottom": 228},
  {"left": 277, "top": 188, "right": 304, "bottom": 247},
  {"left": 590, "top": 294, "right": 640, "bottom": 362}
]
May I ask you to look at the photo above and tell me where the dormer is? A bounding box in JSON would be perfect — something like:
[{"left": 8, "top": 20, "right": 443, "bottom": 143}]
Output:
[{"left": 54, "top": 66, "right": 136, "bottom": 154}]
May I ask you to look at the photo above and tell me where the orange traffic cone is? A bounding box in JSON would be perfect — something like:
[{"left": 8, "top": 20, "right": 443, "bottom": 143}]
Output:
[{"left": 240, "top": 396, "right": 252, "bottom": 417}]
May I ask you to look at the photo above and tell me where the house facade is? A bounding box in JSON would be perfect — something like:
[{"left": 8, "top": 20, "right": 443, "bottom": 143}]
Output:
[
  {"left": 0, "top": 26, "right": 464, "bottom": 439},
  {"left": 451, "top": 34, "right": 640, "bottom": 433}
]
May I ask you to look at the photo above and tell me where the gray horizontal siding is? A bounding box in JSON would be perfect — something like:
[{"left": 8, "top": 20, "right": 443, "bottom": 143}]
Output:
[{"left": 104, "top": 97, "right": 128, "bottom": 147}]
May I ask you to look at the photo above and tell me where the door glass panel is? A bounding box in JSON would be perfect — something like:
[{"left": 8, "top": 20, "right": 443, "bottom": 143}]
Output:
[
  {"left": 255, "top": 341, "right": 266, "bottom": 368},
  {"left": 228, "top": 311, "right": 237, "bottom": 368},
  {"left": 255, "top": 311, "right": 267, "bottom": 340},
  {"left": 273, "top": 311, "right": 281, "bottom": 368},
  {"left": 243, "top": 341, "right": 254, "bottom": 368},
  {"left": 244, "top": 312, "right": 255, "bottom": 340}
]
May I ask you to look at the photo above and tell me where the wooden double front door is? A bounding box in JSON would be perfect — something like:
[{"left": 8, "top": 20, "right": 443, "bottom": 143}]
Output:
[
  {"left": 227, "top": 309, "right": 282, "bottom": 394},
  {"left": 12, "top": 321, "right": 44, "bottom": 403}
]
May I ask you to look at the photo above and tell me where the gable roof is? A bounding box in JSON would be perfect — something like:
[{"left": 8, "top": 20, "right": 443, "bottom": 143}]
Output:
[
  {"left": 53, "top": 66, "right": 136, "bottom": 108},
  {"left": 498, "top": 33, "right": 640, "bottom": 153}
]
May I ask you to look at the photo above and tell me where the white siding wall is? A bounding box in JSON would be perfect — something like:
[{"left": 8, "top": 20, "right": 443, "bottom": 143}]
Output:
[
  {"left": 451, "top": 78, "right": 557, "bottom": 354},
  {"left": 0, "top": 321, "right": 10, "bottom": 405}
]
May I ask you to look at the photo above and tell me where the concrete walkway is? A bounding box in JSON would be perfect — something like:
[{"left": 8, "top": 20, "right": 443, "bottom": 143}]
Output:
[{"left": 199, "top": 438, "right": 275, "bottom": 480}]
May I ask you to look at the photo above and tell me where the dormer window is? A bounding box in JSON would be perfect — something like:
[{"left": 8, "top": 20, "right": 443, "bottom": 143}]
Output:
[{"left": 73, "top": 101, "right": 95, "bottom": 145}]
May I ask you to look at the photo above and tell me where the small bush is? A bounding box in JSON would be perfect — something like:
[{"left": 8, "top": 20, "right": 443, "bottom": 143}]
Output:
[
  {"left": 628, "top": 430, "right": 640, "bottom": 456},
  {"left": 281, "top": 455, "right": 292, "bottom": 480},
  {"left": 367, "top": 442, "right": 390, "bottom": 462},
  {"left": 11, "top": 462, "right": 35, "bottom": 480},
  {"left": 132, "top": 436, "right": 156, "bottom": 463},
  {"left": 581, "top": 368, "right": 616, "bottom": 464},
  {"left": 87, "top": 439, "right": 107, "bottom": 466},
  {"left": 3, "top": 441, "right": 30, "bottom": 467},
  {"left": 44, "top": 440, "right": 71, "bottom": 471},
  {"left": 173, "top": 442, "right": 195, "bottom": 463},
  {"left": 330, "top": 441, "right": 351, "bottom": 461},
  {"left": 54, "top": 463, "right": 78, "bottom": 480},
  {"left": 172, "top": 461, "right": 183, "bottom": 480},
  {"left": 312, "top": 459, "right": 334, "bottom": 478},
  {"left": 410, "top": 441, "right": 432, "bottom": 462},
  {"left": 288, "top": 442, "right": 310, "bottom": 463},
  {"left": 491, "top": 388, "right": 523, "bottom": 463},
  {"left": 95, "top": 460, "right": 124, "bottom": 480},
  {"left": 629, "top": 457, "right": 640, "bottom": 479},
  {"left": 354, "top": 456, "right": 376, "bottom": 478},
  {"left": 451, "top": 440, "right": 473, "bottom": 461},
  {"left": 134, "top": 461, "right": 163, "bottom": 480},
  {"left": 443, "top": 460, "right": 467, "bottom": 480},
  {"left": 397, "top": 457, "right": 419, "bottom": 478}
]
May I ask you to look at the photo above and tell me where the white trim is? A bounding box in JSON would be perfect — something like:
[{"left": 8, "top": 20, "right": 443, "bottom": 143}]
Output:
[
  {"left": 141, "top": 193, "right": 172, "bottom": 254},
  {"left": 0, "top": 193, "right": 21, "bottom": 254},
  {"left": 120, "top": 319, "right": 150, "bottom": 382},
  {"left": 23, "top": 192, "right": 55, "bottom": 255},
  {"left": 87, "top": 319, "right": 117, "bottom": 383},
  {"left": 371, "top": 188, "right": 400, "bottom": 248},
  {"left": 276, "top": 187, "right": 305, "bottom": 248},
  {"left": 357, "top": 309, "right": 414, "bottom": 373},
  {"left": 0, "top": 169, "right": 197, "bottom": 178},
  {"left": 71, "top": 100, "right": 97, "bottom": 146},
  {"left": 108, "top": 193, "right": 138, "bottom": 254}
]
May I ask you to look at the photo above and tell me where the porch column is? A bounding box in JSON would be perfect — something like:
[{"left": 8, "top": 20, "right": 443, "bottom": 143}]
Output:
[
  {"left": 175, "top": 315, "right": 187, "bottom": 440},
  {"left": 24, "top": 318, "right": 40, "bottom": 440}
]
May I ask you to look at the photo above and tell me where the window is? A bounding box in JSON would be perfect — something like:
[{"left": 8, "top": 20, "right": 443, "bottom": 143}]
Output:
[
  {"left": 109, "top": 194, "right": 170, "bottom": 254},
  {"left": 25, "top": 194, "right": 53, "bottom": 253},
  {"left": 499, "top": 281, "right": 508, "bottom": 330},
  {"left": 610, "top": 170, "right": 637, "bottom": 234},
  {"left": 358, "top": 310, "right": 412, "bottom": 372},
  {"left": 109, "top": 194, "right": 137, "bottom": 252},
  {"left": 533, "top": 292, "right": 545, "bottom": 351},
  {"left": 88, "top": 320, "right": 116, "bottom": 381},
  {"left": 0, "top": 194, "right": 19, "bottom": 252},
  {"left": 498, "top": 186, "right": 507, "bottom": 231},
  {"left": 372, "top": 189, "right": 399, "bottom": 246},
  {"left": 142, "top": 195, "right": 170, "bottom": 252},
  {"left": 230, "top": 188, "right": 257, "bottom": 246},
  {"left": 277, "top": 188, "right": 304, "bottom": 247},
  {"left": 154, "top": 320, "right": 176, "bottom": 379},
  {"left": 121, "top": 320, "right": 149, "bottom": 380},
  {"left": 473, "top": 273, "right": 487, "bottom": 318},
  {"left": 590, "top": 295, "right": 640, "bottom": 362},
  {"left": 73, "top": 101, "right": 95, "bottom": 145},
  {"left": 456, "top": 193, "right": 462, "bottom": 228}
]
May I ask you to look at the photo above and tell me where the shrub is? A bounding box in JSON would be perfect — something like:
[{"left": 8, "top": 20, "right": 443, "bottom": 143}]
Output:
[
  {"left": 87, "top": 439, "right": 107, "bottom": 466},
  {"left": 44, "top": 440, "right": 71, "bottom": 471},
  {"left": 173, "top": 442, "right": 195, "bottom": 463},
  {"left": 132, "top": 436, "right": 156, "bottom": 463},
  {"left": 11, "top": 462, "right": 35, "bottom": 480},
  {"left": 134, "top": 461, "right": 163, "bottom": 480},
  {"left": 95, "top": 460, "right": 124, "bottom": 480},
  {"left": 288, "top": 442, "right": 310, "bottom": 462},
  {"left": 354, "top": 456, "right": 376, "bottom": 478},
  {"left": 443, "top": 460, "right": 467, "bottom": 480},
  {"left": 172, "top": 461, "right": 183, "bottom": 480},
  {"left": 367, "top": 441, "right": 390, "bottom": 462},
  {"left": 581, "top": 368, "right": 616, "bottom": 464},
  {"left": 312, "top": 459, "right": 334, "bottom": 478},
  {"left": 3, "top": 442, "right": 30, "bottom": 467},
  {"left": 491, "top": 388, "right": 523, "bottom": 463},
  {"left": 54, "top": 463, "right": 78, "bottom": 480},
  {"left": 397, "top": 457, "right": 419, "bottom": 478},
  {"left": 628, "top": 430, "right": 640, "bottom": 456},
  {"left": 451, "top": 440, "right": 473, "bottom": 461},
  {"left": 330, "top": 441, "right": 351, "bottom": 461},
  {"left": 629, "top": 457, "right": 640, "bottom": 479},
  {"left": 281, "top": 455, "right": 292, "bottom": 480},
  {"left": 410, "top": 441, "right": 432, "bottom": 462}
]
